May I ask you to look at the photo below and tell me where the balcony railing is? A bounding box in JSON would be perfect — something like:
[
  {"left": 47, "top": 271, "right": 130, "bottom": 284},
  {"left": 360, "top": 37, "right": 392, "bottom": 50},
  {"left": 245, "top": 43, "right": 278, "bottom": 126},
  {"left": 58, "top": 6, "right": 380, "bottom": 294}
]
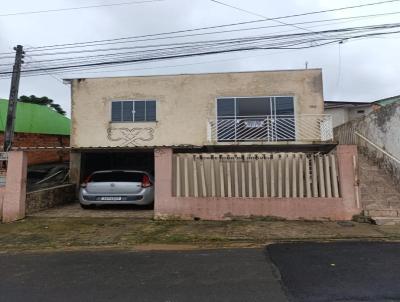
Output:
[{"left": 207, "top": 114, "right": 333, "bottom": 143}]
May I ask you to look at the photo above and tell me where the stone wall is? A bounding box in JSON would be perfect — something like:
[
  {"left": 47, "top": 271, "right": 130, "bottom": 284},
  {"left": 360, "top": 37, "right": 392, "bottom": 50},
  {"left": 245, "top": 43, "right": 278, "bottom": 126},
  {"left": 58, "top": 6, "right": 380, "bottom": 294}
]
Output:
[{"left": 26, "top": 184, "right": 76, "bottom": 214}]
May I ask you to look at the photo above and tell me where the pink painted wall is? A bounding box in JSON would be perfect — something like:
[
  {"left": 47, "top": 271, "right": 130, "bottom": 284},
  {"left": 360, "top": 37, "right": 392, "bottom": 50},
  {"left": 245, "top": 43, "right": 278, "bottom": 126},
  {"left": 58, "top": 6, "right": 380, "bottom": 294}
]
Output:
[
  {"left": 0, "top": 186, "right": 5, "bottom": 219},
  {"left": 2, "top": 151, "right": 27, "bottom": 223},
  {"left": 154, "top": 146, "right": 361, "bottom": 221}
]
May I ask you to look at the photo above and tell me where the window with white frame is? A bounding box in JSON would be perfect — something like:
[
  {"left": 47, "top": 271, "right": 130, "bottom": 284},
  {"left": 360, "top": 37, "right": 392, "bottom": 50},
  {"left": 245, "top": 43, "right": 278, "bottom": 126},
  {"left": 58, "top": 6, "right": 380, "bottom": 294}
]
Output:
[{"left": 111, "top": 100, "right": 156, "bottom": 122}]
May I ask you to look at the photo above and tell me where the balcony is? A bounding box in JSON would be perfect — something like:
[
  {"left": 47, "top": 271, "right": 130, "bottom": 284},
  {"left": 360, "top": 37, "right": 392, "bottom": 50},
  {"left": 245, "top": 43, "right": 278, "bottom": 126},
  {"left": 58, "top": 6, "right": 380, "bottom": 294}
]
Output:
[{"left": 207, "top": 114, "right": 333, "bottom": 144}]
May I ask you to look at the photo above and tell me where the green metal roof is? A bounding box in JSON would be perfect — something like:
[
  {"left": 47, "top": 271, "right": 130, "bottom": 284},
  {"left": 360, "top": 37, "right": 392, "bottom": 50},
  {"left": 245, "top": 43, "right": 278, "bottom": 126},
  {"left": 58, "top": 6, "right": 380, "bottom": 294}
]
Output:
[
  {"left": 373, "top": 95, "right": 400, "bottom": 107},
  {"left": 0, "top": 99, "right": 70, "bottom": 135}
]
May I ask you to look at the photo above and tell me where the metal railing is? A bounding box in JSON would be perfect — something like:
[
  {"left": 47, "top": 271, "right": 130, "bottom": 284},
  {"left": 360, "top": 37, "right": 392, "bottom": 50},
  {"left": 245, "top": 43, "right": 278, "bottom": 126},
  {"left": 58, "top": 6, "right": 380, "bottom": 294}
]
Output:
[
  {"left": 355, "top": 132, "right": 400, "bottom": 165},
  {"left": 207, "top": 114, "right": 333, "bottom": 143}
]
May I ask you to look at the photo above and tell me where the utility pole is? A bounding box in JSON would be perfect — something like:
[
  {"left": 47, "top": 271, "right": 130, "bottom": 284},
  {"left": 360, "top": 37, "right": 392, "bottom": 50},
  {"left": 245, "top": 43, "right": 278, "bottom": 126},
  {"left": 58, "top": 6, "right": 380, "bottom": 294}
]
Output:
[{"left": 3, "top": 45, "right": 24, "bottom": 152}]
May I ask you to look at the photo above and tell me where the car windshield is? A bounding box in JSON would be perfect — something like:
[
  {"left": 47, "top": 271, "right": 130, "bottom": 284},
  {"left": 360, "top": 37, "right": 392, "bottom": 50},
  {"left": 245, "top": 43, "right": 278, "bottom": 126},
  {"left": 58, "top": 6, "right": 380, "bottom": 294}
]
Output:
[{"left": 90, "top": 171, "right": 145, "bottom": 182}]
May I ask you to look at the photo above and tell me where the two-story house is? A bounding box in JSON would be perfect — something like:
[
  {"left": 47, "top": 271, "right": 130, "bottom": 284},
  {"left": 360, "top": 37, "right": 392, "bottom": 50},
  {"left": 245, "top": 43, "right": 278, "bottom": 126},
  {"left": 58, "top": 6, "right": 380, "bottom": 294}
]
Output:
[{"left": 65, "top": 68, "right": 360, "bottom": 221}]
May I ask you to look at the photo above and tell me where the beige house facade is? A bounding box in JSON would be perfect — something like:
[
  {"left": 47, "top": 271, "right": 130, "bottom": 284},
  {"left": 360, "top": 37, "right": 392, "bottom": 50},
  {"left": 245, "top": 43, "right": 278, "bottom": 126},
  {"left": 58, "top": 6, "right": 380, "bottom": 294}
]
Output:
[{"left": 69, "top": 68, "right": 329, "bottom": 148}]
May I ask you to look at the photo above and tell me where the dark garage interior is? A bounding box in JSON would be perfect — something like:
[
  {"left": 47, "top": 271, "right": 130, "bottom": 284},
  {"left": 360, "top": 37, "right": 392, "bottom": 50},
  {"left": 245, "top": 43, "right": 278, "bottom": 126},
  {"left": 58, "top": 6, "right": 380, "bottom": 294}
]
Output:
[{"left": 80, "top": 150, "right": 155, "bottom": 182}]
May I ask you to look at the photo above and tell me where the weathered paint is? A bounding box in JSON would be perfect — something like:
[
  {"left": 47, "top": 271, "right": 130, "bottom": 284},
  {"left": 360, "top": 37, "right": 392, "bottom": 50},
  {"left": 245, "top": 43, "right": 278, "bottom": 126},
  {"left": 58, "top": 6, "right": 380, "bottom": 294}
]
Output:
[
  {"left": 70, "top": 69, "right": 324, "bottom": 148},
  {"left": 334, "top": 102, "right": 400, "bottom": 187}
]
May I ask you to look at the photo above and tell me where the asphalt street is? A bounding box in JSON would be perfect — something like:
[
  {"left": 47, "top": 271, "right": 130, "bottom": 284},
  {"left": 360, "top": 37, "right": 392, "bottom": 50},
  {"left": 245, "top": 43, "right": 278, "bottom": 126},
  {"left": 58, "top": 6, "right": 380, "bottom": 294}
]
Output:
[
  {"left": 267, "top": 241, "right": 400, "bottom": 302},
  {"left": 1, "top": 242, "right": 400, "bottom": 302},
  {"left": 0, "top": 248, "right": 286, "bottom": 302}
]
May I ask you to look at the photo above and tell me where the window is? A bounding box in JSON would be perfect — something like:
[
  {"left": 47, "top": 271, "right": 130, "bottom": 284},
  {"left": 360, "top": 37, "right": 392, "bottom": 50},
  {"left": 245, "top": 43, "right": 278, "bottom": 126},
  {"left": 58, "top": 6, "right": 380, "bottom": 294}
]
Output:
[
  {"left": 357, "top": 110, "right": 365, "bottom": 114},
  {"left": 237, "top": 97, "right": 271, "bottom": 116},
  {"left": 91, "top": 171, "right": 145, "bottom": 182},
  {"left": 111, "top": 100, "right": 156, "bottom": 122},
  {"left": 216, "top": 96, "right": 295, "bottom": 141},
  {"left": 216, "top": 97, "right": 294, "bottom": 117}
]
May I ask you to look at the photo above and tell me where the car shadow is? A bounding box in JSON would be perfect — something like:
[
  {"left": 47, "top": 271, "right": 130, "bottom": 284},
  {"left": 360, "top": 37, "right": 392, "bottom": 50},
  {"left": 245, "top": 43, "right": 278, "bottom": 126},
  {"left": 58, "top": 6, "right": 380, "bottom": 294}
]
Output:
[{"left": 92, "top": 203, "right": 154, "bottom": 211}]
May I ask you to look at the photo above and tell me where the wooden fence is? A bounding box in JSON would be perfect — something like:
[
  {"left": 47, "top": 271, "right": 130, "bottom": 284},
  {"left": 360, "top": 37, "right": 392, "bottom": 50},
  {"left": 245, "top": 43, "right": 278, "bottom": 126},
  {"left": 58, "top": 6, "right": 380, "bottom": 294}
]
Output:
[{"left": 172, "top": 152, "right": 340, "bottom": 198}]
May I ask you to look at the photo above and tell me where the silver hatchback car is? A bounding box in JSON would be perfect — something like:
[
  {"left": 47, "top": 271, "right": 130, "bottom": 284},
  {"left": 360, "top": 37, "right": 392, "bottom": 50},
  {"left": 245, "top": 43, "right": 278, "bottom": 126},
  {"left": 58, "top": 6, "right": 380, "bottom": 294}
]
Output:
[{"left": 79, "top": 170, "right": 154, "bottom": 209}]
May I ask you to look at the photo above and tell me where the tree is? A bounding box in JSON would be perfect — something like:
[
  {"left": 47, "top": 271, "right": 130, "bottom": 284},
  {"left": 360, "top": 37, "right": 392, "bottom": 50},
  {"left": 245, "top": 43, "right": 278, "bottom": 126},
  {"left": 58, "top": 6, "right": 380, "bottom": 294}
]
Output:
[{"left": 18, "top": 95, "right": 66, "bottom": 116}]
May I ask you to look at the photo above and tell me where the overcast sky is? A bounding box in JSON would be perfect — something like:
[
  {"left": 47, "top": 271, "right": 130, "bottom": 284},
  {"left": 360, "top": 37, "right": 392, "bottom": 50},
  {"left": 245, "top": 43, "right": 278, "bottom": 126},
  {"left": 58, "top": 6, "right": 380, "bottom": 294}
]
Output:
[{"left": 1, "top": 0, "right": 400, "bottom": 116}]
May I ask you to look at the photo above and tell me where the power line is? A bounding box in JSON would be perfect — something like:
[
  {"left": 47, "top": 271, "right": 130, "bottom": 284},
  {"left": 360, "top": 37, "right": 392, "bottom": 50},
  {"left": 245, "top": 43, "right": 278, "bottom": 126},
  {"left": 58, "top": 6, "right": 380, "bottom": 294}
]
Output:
[
  {"left": 0, "top": 0, "right": 166, "bottom": 17},
  {"left": 209, "top": 0, "right": 320, "bottom": 35},
  {"left": 1, "top": 22, "right": 399, "bottom": 77},
  {"left": 24, "top": 53, "right": 63, "bottom": 84},
  {"left": 17, "top": 22, "right": 400, "bottom": 66},
  {"left": 17, "top": 49, "right": 299, "bottom": 78},
  {"left": 23, "top": 0, "right": 400, "bottom": 52},
  {"left": 19, "top": 9, "right": 400, "bottom": 62}
]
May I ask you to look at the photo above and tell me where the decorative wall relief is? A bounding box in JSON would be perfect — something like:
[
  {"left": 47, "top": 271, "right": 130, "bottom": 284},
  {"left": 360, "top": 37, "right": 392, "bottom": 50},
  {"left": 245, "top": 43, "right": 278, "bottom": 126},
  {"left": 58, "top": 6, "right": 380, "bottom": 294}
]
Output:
[{"left": 107, "top": 127, "right": 155, "bottom": 146}]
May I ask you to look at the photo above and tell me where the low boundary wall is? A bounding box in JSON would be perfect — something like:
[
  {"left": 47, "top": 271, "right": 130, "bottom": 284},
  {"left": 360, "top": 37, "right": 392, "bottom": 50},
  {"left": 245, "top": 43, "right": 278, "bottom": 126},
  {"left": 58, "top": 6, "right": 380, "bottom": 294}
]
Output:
[
  {"left": 26, "top": 184, "right": 76, "bottom": 214},
  {"left": 1, "top": 151, "right": 75, "bottom": 223},
  {"left": 154, "top": 146, "right": 361, "bottom": 221}
]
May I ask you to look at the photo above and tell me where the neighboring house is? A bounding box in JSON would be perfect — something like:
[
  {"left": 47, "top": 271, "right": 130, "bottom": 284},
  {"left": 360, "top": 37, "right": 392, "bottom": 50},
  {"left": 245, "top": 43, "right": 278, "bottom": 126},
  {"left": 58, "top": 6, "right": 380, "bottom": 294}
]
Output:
[
  {"left": 372, "top": 94, "right": 400, "bottom": 111},
  {"left": 0, "top": 99, "right": 70, "bottom": 165},
  {"left": 65, "top": 69, "right": 360, "bottom": 221},
  {"left": 324, "top": 101, "right": 373, "bottom": 128}
]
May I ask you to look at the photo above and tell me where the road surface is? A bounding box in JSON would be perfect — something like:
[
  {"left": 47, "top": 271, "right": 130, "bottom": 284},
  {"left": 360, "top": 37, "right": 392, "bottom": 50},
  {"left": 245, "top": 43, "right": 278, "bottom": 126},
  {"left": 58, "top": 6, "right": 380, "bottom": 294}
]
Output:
[{"left": 1, "top": 242, "right": 400, "bottom": 301}]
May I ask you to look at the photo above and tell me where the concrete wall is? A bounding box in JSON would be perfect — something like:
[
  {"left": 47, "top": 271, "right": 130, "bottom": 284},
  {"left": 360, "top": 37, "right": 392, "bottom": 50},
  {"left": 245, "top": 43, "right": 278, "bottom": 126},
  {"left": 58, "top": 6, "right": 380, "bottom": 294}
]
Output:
[
  {"left": 154, "top": 146, "right": 360, "bottom": 221},
  {"left": 26, "top": 184, "right": 76, "bottom": 214},
  {"left": 361, "top": 103, "right": 400, "bottom": 159},
  {"left": 71, "top": 69, "right": 324, "bottom": 148},
  {"left": 334, "top": 102, "right": 400, "bottom": 187},
  {"left": 334, "top": 102, "right": 400, "bottom": 158}
]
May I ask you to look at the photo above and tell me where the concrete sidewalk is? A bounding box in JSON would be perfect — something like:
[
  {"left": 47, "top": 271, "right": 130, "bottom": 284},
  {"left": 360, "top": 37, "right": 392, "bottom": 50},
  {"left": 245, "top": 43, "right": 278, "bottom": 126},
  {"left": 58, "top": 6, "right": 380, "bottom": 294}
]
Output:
[{"left": 2, "top": 217, "right": 400, "bottom": 252}]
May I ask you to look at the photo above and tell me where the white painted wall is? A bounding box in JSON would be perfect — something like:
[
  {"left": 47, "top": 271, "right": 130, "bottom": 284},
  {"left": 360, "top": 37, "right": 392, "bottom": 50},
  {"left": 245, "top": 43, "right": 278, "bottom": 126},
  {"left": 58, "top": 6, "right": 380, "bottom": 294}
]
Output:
[
  {"left": 326, "top": 107, "right": 349, "bottom": 128},
  {"left": 348, "top": 106, "right": 373, "bottom": 121},
  {"left": 326, "top": 105, "right": 373, "bottom": 128}
]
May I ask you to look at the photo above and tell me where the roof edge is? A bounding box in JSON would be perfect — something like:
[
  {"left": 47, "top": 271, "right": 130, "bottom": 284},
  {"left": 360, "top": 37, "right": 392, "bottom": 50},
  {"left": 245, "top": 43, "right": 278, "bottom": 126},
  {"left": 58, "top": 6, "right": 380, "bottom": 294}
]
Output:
[{"left": 62, "top": 67, "right": 322, "bottom": 81}]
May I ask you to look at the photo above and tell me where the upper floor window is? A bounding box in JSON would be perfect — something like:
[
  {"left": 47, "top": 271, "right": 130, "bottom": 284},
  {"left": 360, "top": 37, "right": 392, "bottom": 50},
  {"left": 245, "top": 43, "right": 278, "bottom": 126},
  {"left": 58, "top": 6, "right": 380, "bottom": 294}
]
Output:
[
  {"left": 217, "top": 96, "right": 294, "bottom": 117},
  {"left": 111, "top": 100, "right": 156, "bottom": 122}
]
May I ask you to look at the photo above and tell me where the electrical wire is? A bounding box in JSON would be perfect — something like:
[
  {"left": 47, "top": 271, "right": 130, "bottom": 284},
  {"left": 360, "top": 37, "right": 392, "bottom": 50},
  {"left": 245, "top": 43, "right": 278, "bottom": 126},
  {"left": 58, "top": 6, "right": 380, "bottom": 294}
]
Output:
[
  {"left": 1, "top": 22, "right": 399, "bottom": 78},
  {"left": 23, "top": 0, "right": 400, "bottom": 52},
  {"left": 0, "top": 0, "right": 166, "bottom": 17},
  {"left": 17, "top": 9, "right": 400, "bottom": 59}
]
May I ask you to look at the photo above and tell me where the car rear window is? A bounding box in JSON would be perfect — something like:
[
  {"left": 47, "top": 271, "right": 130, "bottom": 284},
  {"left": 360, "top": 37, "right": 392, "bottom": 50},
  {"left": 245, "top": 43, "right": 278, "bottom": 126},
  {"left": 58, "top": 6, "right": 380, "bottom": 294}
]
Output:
[{"left": 90, "top": 171, "right": 145, "bottom": 182}]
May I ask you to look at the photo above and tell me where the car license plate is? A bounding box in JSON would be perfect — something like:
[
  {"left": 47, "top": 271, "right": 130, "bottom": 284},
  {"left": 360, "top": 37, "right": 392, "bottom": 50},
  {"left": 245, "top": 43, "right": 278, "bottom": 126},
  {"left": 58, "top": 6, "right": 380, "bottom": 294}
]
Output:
[{"left": 100, "top": 197, "right": 122, "bottom": 201}]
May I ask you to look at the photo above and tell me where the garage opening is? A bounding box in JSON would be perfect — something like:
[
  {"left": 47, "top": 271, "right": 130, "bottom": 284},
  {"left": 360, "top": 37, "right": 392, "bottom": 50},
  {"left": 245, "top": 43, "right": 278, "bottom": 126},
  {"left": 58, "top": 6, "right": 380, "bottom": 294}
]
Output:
[
  {"left": 80, "top": 149, "right": 155, "bottom": 183},
  {"left": 68, "top": 149, "right": 156, "bottom": 213}
]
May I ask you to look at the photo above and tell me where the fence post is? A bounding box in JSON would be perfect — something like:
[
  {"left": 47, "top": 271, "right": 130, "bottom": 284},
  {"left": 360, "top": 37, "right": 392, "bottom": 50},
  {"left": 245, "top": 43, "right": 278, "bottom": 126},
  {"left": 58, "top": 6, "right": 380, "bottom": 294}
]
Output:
[
  {"left": 154, "top": 147, "right": 173, "bottom": 216},
  {"left": 2, "top": 151, "right": 27, "bottom": 223},
  {"left": 336, "top": 145, "right": 361, "bottom": 214}
]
